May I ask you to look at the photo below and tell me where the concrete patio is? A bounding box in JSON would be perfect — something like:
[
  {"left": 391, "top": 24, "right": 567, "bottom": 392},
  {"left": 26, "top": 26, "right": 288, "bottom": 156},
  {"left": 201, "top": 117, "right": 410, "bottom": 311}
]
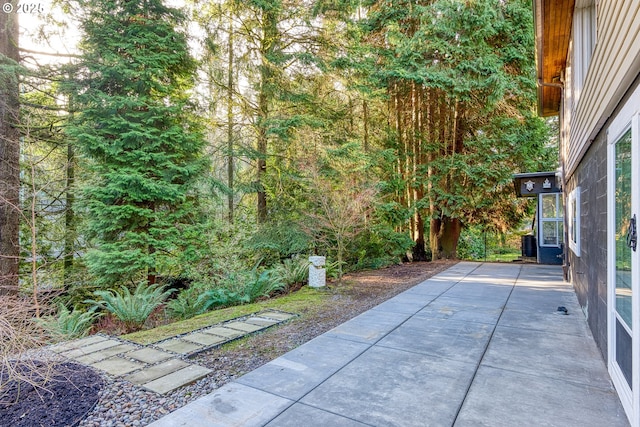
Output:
[{"left": 149, "top": 262, "right": 630, "bottom": 426}]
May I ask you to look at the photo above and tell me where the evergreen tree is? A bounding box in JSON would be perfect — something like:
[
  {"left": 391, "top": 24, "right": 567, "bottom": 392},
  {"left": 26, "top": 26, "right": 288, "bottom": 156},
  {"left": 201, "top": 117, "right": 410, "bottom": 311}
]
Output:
[
  {"left": 360, "top": 0, "right": 552, "bottom": 259},
  {"left": 67, "top": 0, "right": 206, "bottom": 287},
  {"left": 0, "top": 2, "right": 20, "bottom": 294}
]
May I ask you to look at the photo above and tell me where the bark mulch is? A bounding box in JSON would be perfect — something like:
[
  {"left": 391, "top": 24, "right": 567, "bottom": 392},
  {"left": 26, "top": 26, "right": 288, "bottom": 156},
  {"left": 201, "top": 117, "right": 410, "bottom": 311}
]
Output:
[{"left": 0, "top": 361, "right": 102, "bottom": 427}]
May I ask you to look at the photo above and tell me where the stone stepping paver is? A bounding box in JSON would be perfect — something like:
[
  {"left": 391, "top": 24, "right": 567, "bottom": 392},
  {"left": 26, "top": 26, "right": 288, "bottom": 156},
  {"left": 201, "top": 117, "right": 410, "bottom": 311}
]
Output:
[
  {"left": 50, "top": 334, "right": 108, "bottom": 352},
  {"left": 182, "top": 332, "right": 227, "bottom": 346},
  {"left": 92, "top": 356, "right": 146, "bottom": 376},
  {"left": 74, "top": 343, "right": 137, "bottom": 364},
  {"left": 143, "top": 365, "right": 213, "bottom": 394},
  {"left": 125, "top": 359, "right": 191, "bottom": 385},
  {"left": 128, "top": 348, "right": 175, "bottom": 364},
  {"left": 50, "top": 310, "right": 297, "bottom": 395},
  {"left": 58, "top": 338, "right": 121, "bottom": 358},
  {"left": 202, "top": 326, "right": 244, "bottom": 339},
  {"left": 156, "top": 339, "right": 205, "bottom": 355},
  {"left": 152, "top": 310, "right": 298, "bottom": 358},
  {"left": 245, "top": 317, "right": 280, "bottom": 327},
  {"left": 224, "top": 321, "right": 265, "bottom": 333},
  {"left": 260, "top": 311, "right": 297, "bottom": 321}
]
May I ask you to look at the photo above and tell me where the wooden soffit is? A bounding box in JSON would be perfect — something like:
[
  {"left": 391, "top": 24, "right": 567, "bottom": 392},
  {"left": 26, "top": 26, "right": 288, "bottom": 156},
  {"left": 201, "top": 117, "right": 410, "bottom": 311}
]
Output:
[{"left": 534, "top": 0, "right": 576, "bottom": 117}]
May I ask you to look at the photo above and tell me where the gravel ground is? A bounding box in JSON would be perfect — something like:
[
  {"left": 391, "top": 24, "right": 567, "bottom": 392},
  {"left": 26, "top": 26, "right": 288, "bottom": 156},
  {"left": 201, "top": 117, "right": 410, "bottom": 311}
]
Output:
[{"left": 6, "top": 260, "right": 456, "bottom": 427}]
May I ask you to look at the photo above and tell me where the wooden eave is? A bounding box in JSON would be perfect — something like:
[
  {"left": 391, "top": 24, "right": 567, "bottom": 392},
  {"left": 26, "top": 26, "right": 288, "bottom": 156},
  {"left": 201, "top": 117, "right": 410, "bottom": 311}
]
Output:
[{"left": 534, "top": 0, "right": 576, "bottom": 117}]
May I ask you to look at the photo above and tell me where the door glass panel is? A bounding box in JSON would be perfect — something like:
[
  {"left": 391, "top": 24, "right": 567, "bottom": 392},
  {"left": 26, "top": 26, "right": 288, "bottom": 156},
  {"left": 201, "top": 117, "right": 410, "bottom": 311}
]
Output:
[
  {"left": 542, "top": 221, "right": 558, "bottom": 245},
  {"left": 540, "top": 194, "right": 563, "bottom": 247},
  {"left": 542, "top": 194, "right": 557, "bottom": 218},
  {"left": 615, "top": 129, "right": 632, "bottom": 329}
]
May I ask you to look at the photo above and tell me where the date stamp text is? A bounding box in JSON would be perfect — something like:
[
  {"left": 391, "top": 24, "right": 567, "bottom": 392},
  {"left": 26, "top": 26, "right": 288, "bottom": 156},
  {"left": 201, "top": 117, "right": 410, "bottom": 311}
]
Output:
[{"left": 2, "top": 2, "right": 45, "bottom": 14}]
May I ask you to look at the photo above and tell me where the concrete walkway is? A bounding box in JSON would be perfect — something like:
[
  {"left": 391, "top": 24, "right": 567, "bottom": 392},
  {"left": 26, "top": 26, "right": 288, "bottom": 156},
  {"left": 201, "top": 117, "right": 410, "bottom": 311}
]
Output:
[{"left": 149, "top": 262, "right": 630, "bottom": 426}]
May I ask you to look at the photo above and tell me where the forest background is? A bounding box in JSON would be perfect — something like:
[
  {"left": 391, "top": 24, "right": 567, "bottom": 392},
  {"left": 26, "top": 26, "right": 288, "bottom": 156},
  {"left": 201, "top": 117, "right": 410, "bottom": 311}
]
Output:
[{"left": 0, "top": 0, "right": 555, "bottom": 332}]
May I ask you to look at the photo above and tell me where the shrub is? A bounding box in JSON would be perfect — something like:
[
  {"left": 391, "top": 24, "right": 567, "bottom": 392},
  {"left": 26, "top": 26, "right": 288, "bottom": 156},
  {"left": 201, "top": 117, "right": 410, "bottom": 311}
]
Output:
[
  {"left": 166, "top": 287, "right": 207, "bottom": 320},
  {"left": 41, "top": 304, "right": 101, "bottom": 340},
  {"left": 272, "top": 257, "right": 309, "bottom": 288},
  {"left": 195, "top": 268, "right": 286, "bottom": 314},
  {"left": 244, "top": 269, "right": 285, "bottom": 301},
  {"left": 244, "top": 221, "right": 311, "bottom": 265},
  {"left": 350, "top": 227, "right": 413, "bottom": 271},
  {"left": 0, "top": 295, "right": 55, "bottom": 404},
  {"left": 457, "top": 228, "right": 486, "bottom": 260},
  {"left": 325, "top": 260, "right": 343, "bottom": 280},
  {"left": 85, "top": 282, "right": 174, "bottom": 333},
  {"left": 197, "top": 288, "right": 248, "bottom": 312}
]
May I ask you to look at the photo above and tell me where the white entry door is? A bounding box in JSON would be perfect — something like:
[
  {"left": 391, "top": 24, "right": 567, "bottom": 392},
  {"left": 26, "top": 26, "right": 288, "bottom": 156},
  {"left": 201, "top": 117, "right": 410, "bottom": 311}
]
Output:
[{"left": 608, "top": 111, "right": 640, "bottom": 426}]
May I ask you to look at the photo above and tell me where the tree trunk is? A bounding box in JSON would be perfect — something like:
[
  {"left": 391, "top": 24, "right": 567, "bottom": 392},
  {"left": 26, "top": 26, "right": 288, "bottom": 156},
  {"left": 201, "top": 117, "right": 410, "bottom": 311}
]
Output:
[
  {"left": 430, "top": 217, "right": 441, "bottom": 259},
  {"left": 256, "top": 6, "right": 278, "bottom": 224},
  {"left": 0, "top": 4, "right": 20, "bottom": 295},
  {"left": 362, "top": 99, "right": 369, "bottom": 152},
  {"left": 227, "top": 15, "right": 234, "bottom": 224},
  {"left": 439, "top": 217, "right": 462, "bottom": 259},
  {"left": 412, "top": 211, "right": 428, "bottom": 261},
  {"left": 63, "top": 142, "right": 75, "bottom": 290}
]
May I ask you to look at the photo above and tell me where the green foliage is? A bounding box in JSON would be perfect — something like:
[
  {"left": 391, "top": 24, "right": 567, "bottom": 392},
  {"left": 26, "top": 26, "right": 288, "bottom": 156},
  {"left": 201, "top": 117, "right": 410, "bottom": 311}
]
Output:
[
  {"left": 457, "top": 229, "right": 487, "bottom": 260},
  {"left": 165, "top": 286, "right": 208, "bottom": 320},
  {"left": 325, "top": 260, "right": 343, "bottom": 280},
  {"left": 11, "top": 0, "right": 560, "bottom": 315},
  {"left": 355, "top": 0, "right": 554, "bottom": 258},
  {"left": 167, "top": 265, "right": 290, "bottom": 318},
  {"left": 245, "top": 269, "right": 285, "bottom": 301},
  {"left": 350, "top": 226, "right": 414, "bottom": 270},
  {"left": 457, "top": 226, "right": 524, "bottom": 262},
  {"left": 67, "top": 0, "right": 207, "bottom": 287},
  {"left": 198, "top": 288, "right": 249, "bottom": 312},
  {"left": 245, "top": 222, "right": 311, "bottom": 265},
  {"left": 41, "top": 304, "right": 102, "bottom": 340},
  {"left": 272, "top": 257, "right": 309, "bottom": 288},
  {"left": 86, "top": 282, "right": 174, "bottom": 332}
]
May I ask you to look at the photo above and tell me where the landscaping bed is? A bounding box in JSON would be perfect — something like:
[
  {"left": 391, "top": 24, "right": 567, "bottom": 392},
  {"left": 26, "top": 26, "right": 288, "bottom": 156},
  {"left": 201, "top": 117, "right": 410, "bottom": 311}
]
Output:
[{"left": 3, "top": 260, "right": 456, "bottom": 427}]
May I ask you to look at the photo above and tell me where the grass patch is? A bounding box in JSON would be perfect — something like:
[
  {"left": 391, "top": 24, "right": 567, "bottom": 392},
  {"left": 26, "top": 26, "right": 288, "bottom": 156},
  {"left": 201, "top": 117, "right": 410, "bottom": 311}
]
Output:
[
  {"left": 483, "top": 249, "right": 521, "bottom": 262},
  {"left": 122, "top": 286, "right": 331, "bottom": 345}
]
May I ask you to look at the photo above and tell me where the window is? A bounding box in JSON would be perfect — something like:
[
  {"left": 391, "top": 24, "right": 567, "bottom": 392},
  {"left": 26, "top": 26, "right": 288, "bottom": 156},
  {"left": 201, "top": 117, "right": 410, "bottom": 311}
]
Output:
[
  {"left": 572, "top": 0, "right": 597, "bottom": 108},
  {"left": 568, "top": 187, "right": 581, "bottom": 256},
  {"left": 540, "top": 193, "right": 564, "bottom": 247}
]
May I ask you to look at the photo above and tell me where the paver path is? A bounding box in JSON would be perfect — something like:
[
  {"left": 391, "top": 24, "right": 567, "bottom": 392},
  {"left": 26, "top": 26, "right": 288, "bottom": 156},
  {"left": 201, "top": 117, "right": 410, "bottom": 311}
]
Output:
[{"left": 50, "top": 310, "right": 296, "bottom": 394}]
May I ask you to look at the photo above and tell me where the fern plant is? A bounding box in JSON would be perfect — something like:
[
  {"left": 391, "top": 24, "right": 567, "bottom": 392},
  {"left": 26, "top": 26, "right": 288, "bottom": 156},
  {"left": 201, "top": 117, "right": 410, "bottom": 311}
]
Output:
[
  {"left": 86, "top": 282, "right": 173, "bottom": 332},
  {"left": 197, "top": 288, "right": 249, "bottom": 312},
  {"left": 41, "top": 304, "right": 102, "bottom": 341},
  {"left": 273, "top": 257, "right": 309, "bottom": 288},
  {"left": 325, "top": 260, "right": 343, "bottom": 280},
  {"left": 166, "top": 288, "right": 207, "bottom": 320},
  {"left": 244, "top": 270, "right": 285, "bottom": 301}
]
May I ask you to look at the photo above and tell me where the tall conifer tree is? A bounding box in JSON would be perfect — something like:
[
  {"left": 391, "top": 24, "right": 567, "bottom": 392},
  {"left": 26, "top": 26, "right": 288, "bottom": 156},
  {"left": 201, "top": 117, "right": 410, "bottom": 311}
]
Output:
[
  {"left": 68, "top": 0, "right": 206, "bottom": 286},
  {"left": 0, "top": 2, "right": 20, "bottom": 294},
  {"left": 361, "top": 0, "right": 552, "bottom": 259}
]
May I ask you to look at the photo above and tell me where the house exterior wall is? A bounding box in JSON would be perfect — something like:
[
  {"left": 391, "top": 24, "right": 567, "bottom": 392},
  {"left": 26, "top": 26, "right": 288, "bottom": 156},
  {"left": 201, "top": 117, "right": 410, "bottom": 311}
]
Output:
[
  {"left": 561, "top": 0, "right": 640, "bottom": 365},
  {"left": 538, "top": 0, "right": 640, "bottom": 422},
  {"left": 565, "top": 129, "right": 608, "bottom": 360},
  {"left": 565, "top": 1, "right": 640, "bottom": 177}
]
